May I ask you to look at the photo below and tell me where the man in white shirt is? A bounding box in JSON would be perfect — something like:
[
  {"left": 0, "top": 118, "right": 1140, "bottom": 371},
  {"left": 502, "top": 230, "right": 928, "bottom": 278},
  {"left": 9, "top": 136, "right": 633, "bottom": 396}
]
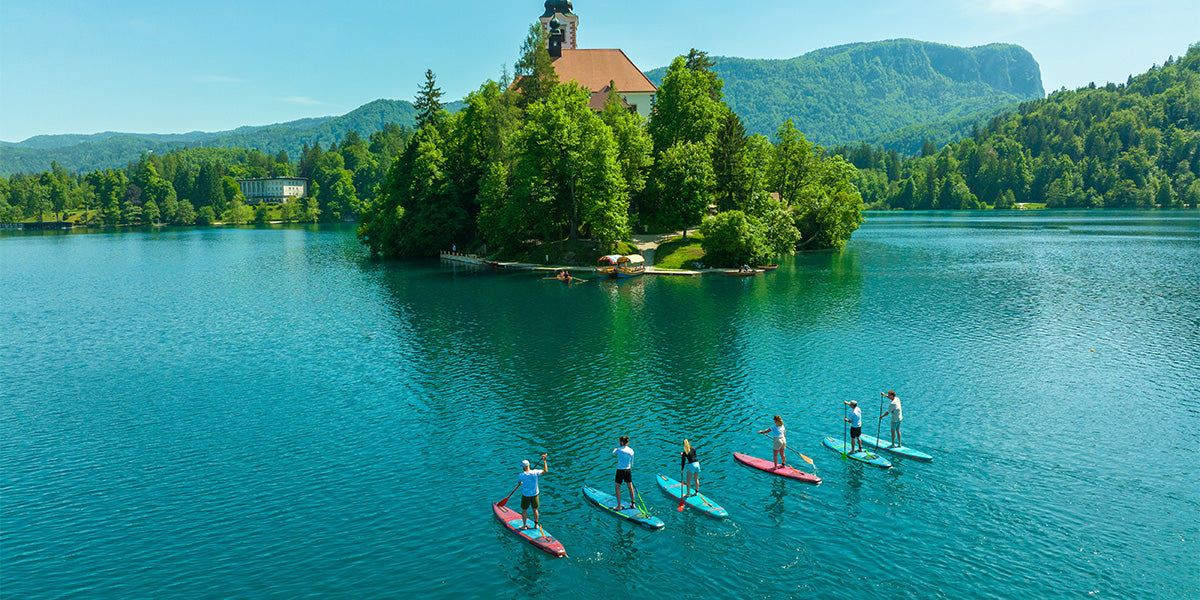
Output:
[
  {"left": 517, "top": 454, "right": 548, "bottom": 529},
  {"left": 879, "top": 391, "right": 903, "bottom": 448},
  {"left": 613, "top": 436, "right": 635, "bottom": 510},
  {"left": 844, "top": 400, "right": 863, "bottom": 453}
]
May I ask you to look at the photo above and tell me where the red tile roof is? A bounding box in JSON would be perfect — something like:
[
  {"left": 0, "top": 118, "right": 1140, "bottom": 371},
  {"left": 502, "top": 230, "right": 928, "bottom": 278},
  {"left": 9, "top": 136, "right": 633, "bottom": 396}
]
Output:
[{"left": 550, "top": 49, "right": 657, "bottom": 94}]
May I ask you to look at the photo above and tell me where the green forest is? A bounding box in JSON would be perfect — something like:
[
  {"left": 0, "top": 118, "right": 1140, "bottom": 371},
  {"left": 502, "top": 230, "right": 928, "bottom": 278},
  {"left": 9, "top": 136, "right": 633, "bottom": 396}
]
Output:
[
  {"left": 357, "top": 32, "right": 864, "bottom": 266},
  {"left": 0, "top": 125, "right": 411, "bottom": 227},
  {"left": 6, "top": 34, "right": 1197, "bottom": 265},
  {"left": 840, "top": 43, "right": 1200, "bottom": 210},
  {"left": 0, "top": 99, "right": 435, "bottom": 176},
  {"left": 645, "top": 39, "right": 1044, "bottom": 147},
  {"left": 4, "top": 39, "right": 1044, "bottom": 177}
]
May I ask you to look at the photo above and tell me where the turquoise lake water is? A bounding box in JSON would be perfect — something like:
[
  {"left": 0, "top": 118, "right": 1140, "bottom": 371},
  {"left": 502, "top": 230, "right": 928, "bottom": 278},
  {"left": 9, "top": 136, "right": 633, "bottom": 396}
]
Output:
[{"left": 2, "top": 211, "right": 1198, "bottom": 599}]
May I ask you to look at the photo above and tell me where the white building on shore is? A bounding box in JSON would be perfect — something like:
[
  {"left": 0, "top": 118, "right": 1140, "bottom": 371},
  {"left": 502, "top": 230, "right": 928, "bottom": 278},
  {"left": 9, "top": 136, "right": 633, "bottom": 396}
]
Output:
[{"left": 236, "top": 177, "right": 308, "bottom": 204}]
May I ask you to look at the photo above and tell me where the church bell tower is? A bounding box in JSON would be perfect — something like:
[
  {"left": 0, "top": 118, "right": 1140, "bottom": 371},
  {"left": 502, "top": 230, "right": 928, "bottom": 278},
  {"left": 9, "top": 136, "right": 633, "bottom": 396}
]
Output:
[{"left": 540, "top": 0, "right": 577, "bottom": 50}]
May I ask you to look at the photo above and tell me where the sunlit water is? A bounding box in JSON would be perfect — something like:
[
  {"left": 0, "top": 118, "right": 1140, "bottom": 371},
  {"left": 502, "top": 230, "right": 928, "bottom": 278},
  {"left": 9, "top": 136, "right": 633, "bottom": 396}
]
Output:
[{"left": 2, "top": 212, "right": 1198, "bottom": 599}]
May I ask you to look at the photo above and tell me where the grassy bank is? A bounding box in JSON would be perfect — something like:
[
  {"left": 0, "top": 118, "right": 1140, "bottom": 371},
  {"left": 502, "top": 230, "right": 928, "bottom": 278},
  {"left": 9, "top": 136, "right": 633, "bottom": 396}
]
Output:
[{"left": 653, "top": 233, "right": 705, "bottom": 269}]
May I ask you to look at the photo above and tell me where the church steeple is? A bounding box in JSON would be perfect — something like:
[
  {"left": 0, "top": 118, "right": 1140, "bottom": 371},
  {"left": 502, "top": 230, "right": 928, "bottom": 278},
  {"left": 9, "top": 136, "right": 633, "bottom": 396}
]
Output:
[
  {"left": 548, "top": 17, "right": 563, "bottom": 58},
  {"left": 540, "top": 0, "right": 574, "bottom": 18},
  {"left": 539, "top": 0, "right": 578, "bottom": 51}
]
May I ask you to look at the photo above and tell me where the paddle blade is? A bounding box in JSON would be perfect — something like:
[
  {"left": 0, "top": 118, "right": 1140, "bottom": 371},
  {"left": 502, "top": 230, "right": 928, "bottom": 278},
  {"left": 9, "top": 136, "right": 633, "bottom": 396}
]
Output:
[
  {"left": 800, "top": 453, "right": 814, "bottom": 466},
  {"left": 497, "top": 497, "right": 508, "bottom": 507},
  {"left": 677, "top": 498, "right": 686, "bottom": 512}
]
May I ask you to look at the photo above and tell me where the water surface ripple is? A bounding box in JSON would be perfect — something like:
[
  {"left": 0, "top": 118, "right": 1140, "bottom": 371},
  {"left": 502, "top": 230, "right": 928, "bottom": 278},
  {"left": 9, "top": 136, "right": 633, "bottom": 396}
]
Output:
[{"left": 2, "top": 213, "right": 1198, "bottom": 599}]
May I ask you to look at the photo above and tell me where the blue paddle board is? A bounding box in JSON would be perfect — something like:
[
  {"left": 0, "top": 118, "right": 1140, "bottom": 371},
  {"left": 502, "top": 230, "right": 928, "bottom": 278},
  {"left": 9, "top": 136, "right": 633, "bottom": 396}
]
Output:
[
  {"left": 656, "top": 474, "right": 728, "bottom": 518},
  {"left": 822, "top": 437, "right": 892, "bottom": 468},
  {"left": 858, "top": 433, "right": 933, "bottom": 461},
  {"left": 581, "top": 486, "right": 665, "bottom": 530}
]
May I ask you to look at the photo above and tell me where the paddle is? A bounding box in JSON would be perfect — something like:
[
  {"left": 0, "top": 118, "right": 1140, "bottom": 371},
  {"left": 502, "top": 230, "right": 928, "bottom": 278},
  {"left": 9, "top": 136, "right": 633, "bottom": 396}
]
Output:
[
  {"left": 677, "top": 471, "right": 687, "bottom": 511},
  {"left": 759, "top": 432, "right": 815, "bottom": 469},
  {"left": 497, "top": 482, "right": 522, "bottom": 508},
  {"left": 877, "top": 393, "right": 885, "bottom": 451},
  {"left": 842, "top": 402, "right": 849, "bottom": 460},
  {"left": 633, "top": 484, "right": 651, "bottom": 518}
]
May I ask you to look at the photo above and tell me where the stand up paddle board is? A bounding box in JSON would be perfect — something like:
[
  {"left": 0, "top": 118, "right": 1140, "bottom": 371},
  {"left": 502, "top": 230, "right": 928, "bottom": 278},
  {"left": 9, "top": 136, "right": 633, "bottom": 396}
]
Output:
[
  {"left": 581, "top": 486, "right": 665, "bottom": 530},
  {"left": 822, "top": 437, "right": 892, "bottom": 468},
  {"left": 492, "top": 502, "right": 567, "bottom": 557},
  {"left": 656, "top": 474, "right": 728, "bottom": 518},
  {"left": 858, "top": 434, "right": 933, "bottom": 462},
  {"left": 732, "top": 452, "right": 822, "bottom": 484}
]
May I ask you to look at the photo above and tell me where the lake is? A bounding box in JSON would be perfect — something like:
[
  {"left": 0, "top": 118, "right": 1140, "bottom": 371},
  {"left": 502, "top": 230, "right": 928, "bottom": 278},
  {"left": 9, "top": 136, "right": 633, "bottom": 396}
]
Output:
[{"left": 2, "top": 211, "right": 1198, "bottom": 599}]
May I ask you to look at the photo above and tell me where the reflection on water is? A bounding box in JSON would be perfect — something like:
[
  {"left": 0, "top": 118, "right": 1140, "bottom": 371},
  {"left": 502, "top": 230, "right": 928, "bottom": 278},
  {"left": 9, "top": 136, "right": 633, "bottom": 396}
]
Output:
[{"left": 2, "top": 213, "right": 1199, "bottom": 600}]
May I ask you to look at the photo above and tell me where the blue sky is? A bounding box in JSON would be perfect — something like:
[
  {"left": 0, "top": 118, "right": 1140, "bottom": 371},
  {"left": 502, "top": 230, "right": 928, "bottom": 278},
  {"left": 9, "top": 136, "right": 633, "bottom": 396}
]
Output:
[{"left": 1, "top": 0, "right": 1197, "bottom": 143}]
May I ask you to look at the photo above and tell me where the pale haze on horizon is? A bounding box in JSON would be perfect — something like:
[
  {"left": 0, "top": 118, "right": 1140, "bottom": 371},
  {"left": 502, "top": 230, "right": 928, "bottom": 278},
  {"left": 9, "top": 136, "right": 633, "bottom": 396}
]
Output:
[{"left": 1, "top": 0, "right": 1196, "bottom": 143}]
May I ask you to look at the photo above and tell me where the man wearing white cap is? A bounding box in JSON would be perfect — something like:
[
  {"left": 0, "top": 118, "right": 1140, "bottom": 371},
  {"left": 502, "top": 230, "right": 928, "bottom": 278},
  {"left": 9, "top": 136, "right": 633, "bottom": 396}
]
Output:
[
  {"left": 517, "top": 454, "right": 549, "bottom": 530},
  {"left": 844, "top": 400, "right": 863, "bottom": 453},
  {"left": 879, "top": 390, "right": 903, "bottom": 448}
]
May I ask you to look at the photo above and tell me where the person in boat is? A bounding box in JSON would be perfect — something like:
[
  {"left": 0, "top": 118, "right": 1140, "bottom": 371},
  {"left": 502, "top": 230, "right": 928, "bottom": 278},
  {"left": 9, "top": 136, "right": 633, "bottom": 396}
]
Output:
[
  {"left": 612, "top": 436, "right": 635, "bottom": 510},
  {"left": 557, "top": 269, "right": 571, "bottom": 282},
  {"left": 680, "top": 439, "right": 701, "bottom": 497},
  {"left": 844, "top": 401, "right": 863, "bottom": 453},
  {"left": 757, "top": 415, "right": 787, "bottom": 469},
  {"left": 740, "top": 264, "right": 751, "bottom": 272},
  {"left": 517, "top": 454, "right": 548, "bottom": 530},
  {"left": 879, "top": 390, "right": 903, "bottom": 448}
]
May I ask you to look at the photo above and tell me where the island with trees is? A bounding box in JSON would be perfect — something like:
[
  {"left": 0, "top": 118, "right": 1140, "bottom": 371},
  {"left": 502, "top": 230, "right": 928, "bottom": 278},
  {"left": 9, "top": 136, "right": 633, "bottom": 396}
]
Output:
[{"left": 357, "top": 27, "right": 864, "bottom": 267}]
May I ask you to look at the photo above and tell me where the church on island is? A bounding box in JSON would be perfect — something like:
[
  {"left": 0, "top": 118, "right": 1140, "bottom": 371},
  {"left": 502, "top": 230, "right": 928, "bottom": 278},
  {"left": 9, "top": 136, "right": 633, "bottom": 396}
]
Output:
[{"left": 536, "top": 0, "right": 657, "bottom": 119}]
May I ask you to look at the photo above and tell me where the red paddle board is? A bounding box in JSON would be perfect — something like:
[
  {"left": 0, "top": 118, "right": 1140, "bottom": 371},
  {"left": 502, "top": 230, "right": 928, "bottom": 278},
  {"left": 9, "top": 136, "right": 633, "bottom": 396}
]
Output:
[
  {"left": 733, "top": 452, "right": 821, "bottom": 485},
  {"left": 493, "top": 502, "right": 567, "bottom": 557}
]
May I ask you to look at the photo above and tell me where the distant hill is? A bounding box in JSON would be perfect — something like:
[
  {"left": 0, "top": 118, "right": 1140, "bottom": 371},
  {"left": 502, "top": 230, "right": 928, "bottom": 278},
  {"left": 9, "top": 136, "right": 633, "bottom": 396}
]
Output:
[
  {"left": 3, "top": 39, "right": 1043, "bottom": 175},
  {"left": 0, "top": 99, "right": 452, "bottom": 176},
  {"left": 645, "top": 39, "right": 1044, "bottom": 149},
  {"left": 857, "top": 101, "right": 1022, "bottom": 155},
  {"left": 844, "top": 43, "right": 1200, "bottom": 210}
]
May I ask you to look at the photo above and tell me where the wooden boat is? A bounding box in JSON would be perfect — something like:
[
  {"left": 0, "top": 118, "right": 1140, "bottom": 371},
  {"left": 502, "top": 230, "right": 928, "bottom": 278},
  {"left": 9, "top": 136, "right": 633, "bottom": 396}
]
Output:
[
  {"left": 757, "top": 265, "right": 779, "bottom": 271},
  {"left": 596, "top": 254, "right": 620, "bottom": 277},
  {"left": 615, "top": 255, "right": 645, "bottom": 278}
]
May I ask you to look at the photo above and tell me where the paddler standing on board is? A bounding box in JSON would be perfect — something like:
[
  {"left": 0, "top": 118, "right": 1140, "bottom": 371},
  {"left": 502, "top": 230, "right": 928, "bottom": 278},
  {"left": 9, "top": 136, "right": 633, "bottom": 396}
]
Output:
[
  {"left": 517, "top": 454, "right": 548, "bottom": 530},
  {"left": 879, "top": 391, "right": 903, "bottom": 448},
  {"left": 680, "top": 439, "right": 701, "bottom": 497},
  {"left": 757, "top": 415, "right": 787, "bottom": 469},
  {"left": 844, "top": 401, "right": 863, "bottom": 453},
  {"left": 612, "top": 436, "right": 635, "bottom": 510}
]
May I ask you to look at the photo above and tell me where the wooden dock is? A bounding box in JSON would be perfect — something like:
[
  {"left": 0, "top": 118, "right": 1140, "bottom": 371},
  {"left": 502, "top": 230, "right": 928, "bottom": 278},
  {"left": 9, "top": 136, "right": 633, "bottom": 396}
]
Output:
[{"left": 439, "top": 252, "right": 702, "bottom": 276}]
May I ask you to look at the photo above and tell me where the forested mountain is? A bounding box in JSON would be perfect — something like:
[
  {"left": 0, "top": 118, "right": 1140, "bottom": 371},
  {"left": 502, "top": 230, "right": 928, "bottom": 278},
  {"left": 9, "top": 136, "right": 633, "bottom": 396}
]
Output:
[
  {"left": 841, "top": 43, "right": 1200, "bottom": 209},
  {"left": 0, "top": 123, "right": 414, "bottom": 227},
  {"left": 645, "top": 39, "right": 1044, "bottom": 148},
  {"left": 0, "top": 99, "right": 451, "bottom": 176}
]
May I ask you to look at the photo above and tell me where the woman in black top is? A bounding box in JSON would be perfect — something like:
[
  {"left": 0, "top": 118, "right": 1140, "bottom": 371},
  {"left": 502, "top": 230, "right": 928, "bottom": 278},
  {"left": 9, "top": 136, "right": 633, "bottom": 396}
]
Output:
[{"left": 680, "top": 439, "right": 700, "bottom": 497}]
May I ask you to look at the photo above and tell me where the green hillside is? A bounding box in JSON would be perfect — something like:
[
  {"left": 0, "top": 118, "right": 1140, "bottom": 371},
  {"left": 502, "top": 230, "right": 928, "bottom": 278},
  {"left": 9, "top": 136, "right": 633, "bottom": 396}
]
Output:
[
  {"left": 645, "top": 39, "right": 1044, "bottom": 147},
  {"left": 843, "top": 43, "right": 1200, "bottom": 209},
  {"left": 0, "top": 99, "right": 441, "bottom": 176}
]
